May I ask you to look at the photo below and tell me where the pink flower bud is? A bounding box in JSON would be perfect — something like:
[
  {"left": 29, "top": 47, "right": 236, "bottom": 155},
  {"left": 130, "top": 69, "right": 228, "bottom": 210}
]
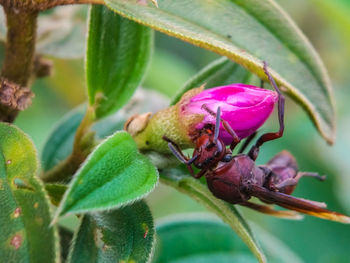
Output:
[
  {"left": 125, "top": 84, "right": 278, "bottom": 153},
  {"left": 181, "top": 84, "right": 278, "bottom": 144}
]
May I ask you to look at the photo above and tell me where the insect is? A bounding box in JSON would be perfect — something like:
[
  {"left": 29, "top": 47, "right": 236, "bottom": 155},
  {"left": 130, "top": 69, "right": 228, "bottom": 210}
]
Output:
[{"left": 163, "top": 62, "right": 350, "bottom": 223}]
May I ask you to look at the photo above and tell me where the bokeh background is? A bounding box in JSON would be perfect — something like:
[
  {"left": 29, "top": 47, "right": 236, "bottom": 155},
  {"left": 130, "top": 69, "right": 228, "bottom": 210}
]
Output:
[{"left": 1, "top": 0, "right": 349, "bottom": 262}]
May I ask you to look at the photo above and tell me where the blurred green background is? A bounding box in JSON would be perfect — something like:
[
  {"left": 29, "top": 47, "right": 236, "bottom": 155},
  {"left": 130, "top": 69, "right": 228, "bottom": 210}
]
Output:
[{"left": 2, "top": 0, "right": 350, "bottom": 262}]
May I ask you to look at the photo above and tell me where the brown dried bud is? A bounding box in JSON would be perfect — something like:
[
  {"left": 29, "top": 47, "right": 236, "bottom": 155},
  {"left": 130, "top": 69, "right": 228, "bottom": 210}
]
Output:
[
  {"left": 34, "top": 56, "right": 53, "bottom": 78},
  {"left": 0, "top": 78, "right": 34, "bottom": 111},
  {"left": 124, "top": 112, "right": 152, "bottom": 137}
]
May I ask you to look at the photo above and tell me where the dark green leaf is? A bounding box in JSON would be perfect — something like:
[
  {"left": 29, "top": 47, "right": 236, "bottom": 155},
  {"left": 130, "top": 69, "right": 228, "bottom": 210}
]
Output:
[
  {"left": 105, "top": 0, "right": 335, "bottom": 143},
  {"left": 160, "top": 171, "right": 265, "bottom": 263},
  {"left": 0, "top": 123, "right": 59, "bottom": 263},
  {"left": 171, "top": 57, "right": 252, "bottom": 105},
  {"left": 45, "top": 184, "right": 67, "bottom": 206},
  {"left": 68, "top": 201, "right": 154, "bottom": 263},
  {"left": 42, "top": 106, "right": 85, "bottom": 171},
  {"left": 153, "top": 217, "right": 302, "bottom": 263},
  {"left": 59, "top": 227, "right": 74, "bottom": 262},
  {"left": 56, "top": 131, "right": 158, "bottom": 217},
  {"left": 86, "top": 5, "right": 153, "bottom": 119},
  {"left": 250, "top": 223, "right": 303, "bottom": 263},
  {"left": 169, "top": 253, "right": 255, "bottom": 263},
  {"left": 153, "top": 218, "right": 254, "bottom": 263}
]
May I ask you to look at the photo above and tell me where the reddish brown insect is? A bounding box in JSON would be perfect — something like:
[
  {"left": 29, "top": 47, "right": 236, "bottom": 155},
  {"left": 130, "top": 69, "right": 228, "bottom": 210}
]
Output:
[{"left": 163, "top": 62, "right": 350, "bottom": 223}]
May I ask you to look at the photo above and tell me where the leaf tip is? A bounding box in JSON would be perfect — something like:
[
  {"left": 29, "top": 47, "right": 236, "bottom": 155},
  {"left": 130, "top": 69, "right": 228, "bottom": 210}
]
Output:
[
  {"left": 50, "top": 214, "right": 59, "bottom": 228},
  {"left": 50, "top": 206, "right": 67, "bottom": 227}
]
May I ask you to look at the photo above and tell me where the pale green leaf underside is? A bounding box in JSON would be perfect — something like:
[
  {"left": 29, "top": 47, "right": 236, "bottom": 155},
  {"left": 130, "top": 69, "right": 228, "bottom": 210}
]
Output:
[
  {"left": 105, "top": 0, "right": 335, "bottom": 143},
  {"left": 57, "top": 131, "right": 158, "bottom": 217},
  {"left": 68, "top": 201, "right": 154, "bottom": 263},
  {"left": 0, "top": 123, "right": 58, "bottom": 263}
]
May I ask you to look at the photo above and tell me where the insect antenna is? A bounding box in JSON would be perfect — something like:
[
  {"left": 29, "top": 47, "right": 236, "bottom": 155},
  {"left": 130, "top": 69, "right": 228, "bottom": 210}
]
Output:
[{"left": 214, "top": 106, "right": 221, "bottom": 144}]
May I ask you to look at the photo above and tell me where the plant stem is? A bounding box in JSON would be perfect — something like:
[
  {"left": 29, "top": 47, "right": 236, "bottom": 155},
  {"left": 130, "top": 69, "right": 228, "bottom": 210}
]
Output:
[
  {"left": 40, "top": 0, "right": 104, "bottom": 10},
  {"left": 0, "top": 0, "right": 104, "bottom": 11},
  {"left": 41, "top": 107, "right": 97, "bottom": 183},
  {"left": 0, "top": 6, "right": 37, "bottom": 122}
]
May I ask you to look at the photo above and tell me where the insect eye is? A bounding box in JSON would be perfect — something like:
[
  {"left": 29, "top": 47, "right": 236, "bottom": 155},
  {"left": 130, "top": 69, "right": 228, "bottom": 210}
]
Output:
[
  {"left": 206, "top": 142, "right": 215, "bottom": 150},
  {"left": 222, "top": 154, "right": 233, "bottom": 162}
]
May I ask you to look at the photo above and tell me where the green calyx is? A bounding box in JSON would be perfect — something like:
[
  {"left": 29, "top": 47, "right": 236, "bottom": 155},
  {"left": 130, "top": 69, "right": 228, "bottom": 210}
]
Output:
[{"left": 125, "top": 87, "right": 204, "bottom": 153}]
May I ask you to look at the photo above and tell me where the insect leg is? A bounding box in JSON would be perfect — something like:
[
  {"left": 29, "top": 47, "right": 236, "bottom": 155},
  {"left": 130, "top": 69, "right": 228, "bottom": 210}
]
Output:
[
  {"left": 201, "top": 104, "right": 241, "bottom": 150},
  {"left": 248, "top": 61, "right": 285, "bottom": 160},
  {"left": 273, "top": 178, "right": 298, "bottom": 190},
  {"left": 163, "top": 135, "right": 197, "bottom": 177},
  {"left": 273, "top": 172, "right": 326, "bottom": 191},
  {"left": 240, "top": 201, "right": 303, "bottom": 220},
  {"left": 294, "top": 172, "right": 326, "bottom": 182},
  {"left": 192, "top": 168, "right": 207, "bottom": 179},
  {"left": 238, "top": 132, "right": 257, "bottom": 153}
]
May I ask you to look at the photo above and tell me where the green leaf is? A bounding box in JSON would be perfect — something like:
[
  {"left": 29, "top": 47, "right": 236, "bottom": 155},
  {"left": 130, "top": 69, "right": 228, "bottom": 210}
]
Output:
[
  {"left": 42, "top": 106, "right": 85, "bottom": 172},
  {"left": 171, "top": 57, "right": 252, "bottom": 105},
  {"left": 41, "top": 89, "right": 169, "bottom": 173},
  {"left": 68, "top": 201, "right": 155, "bottom": 263},
  {"left": 160, "top": 171, "right": 266, "bottom": 263},
  {"left": 56, "top": 131, "right": 158, "bottom": 217},
  {"left": 0, "top": 123, "right": 59, "bottom": 263},
  {"left": 153, "top": 217, "right": 255, "bottom": 263},
  {"left": 153, "top": 217, "right": 302, "bottom": 263},
  {"left": 41, "top": 105, "right": 126, "bottom": 172},
  {"left": 105, "top": 0, "right": 335, "bottom": 143},
  {"left": 59, "top": 227, "right": 74, "bottom": 262},
  {"left": 45, "top": 184, "right": 67, "bottom": 207},
  {"left": 86, "top": 5, "right": 153, "bottom": 119},
  {"left": 250, "top": 223, "right": 303, "bottom": 263}
]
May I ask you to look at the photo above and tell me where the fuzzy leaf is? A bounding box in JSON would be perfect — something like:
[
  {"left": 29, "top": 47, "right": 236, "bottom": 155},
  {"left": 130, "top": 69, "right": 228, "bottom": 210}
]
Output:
[
  {"left": 0, "top": 123, "right": 59, "bottom": 263},
  {"left": 56, "top": 131, "right": 158, "bottom": 217},
  {"left": 105, "top": 0, "right": 335, "bottom": 143},
  {"left": 68, "top": 201, "right": 154, "bottom": 263},
  {"left": 41, "top": 89, "right": 169, "bottom": 173},
  {"left": 86, "top": 5, "right": 153, "bottom": 119},
  {"left": 41, "top": 105, "right": 126, "bottom": 172},
  {"left": 171, "top": 57, "right": 252, "bottom": 105},
  {"left": 160, "top": 171, "right": 266, "bottom": 263}
]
